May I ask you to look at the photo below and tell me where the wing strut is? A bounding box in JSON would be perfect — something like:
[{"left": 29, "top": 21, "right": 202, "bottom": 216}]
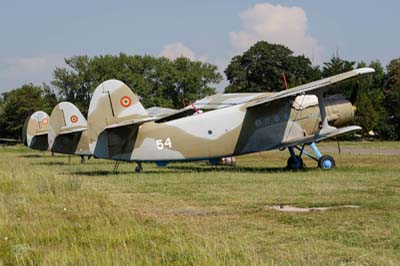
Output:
[{"left": 316, "top": 90, "right": 336, "bottom": 136}]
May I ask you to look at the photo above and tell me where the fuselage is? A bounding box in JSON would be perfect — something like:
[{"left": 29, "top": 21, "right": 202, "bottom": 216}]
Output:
[{"left": 101, "top": 94, "right": 354, "bottom": 162}]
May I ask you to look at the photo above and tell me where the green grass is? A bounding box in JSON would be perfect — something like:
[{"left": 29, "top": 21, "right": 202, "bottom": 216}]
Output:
[{"left": 1, "top": 141, "right": 400, "bottom": 265}]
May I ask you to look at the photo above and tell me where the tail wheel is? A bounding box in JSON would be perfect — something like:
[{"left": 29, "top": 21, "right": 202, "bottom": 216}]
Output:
[
  {"left": 286, "top": 156, "right": 304, "bottom": 170},
  {"left": 318, "top": 155, "right": 336, "bottom": 170},
  {"left": 135, "top": 165, "right": 143, "bottom": 173}
]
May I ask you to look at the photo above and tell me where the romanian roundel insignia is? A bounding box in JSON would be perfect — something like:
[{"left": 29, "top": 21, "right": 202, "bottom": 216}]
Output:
[
  {"left": 42, "top": 118, "right": 48, "bottom": 125},
  {"left": 120, "top": 96, "right": 132, "bottom": 107},
  {"left": 70, "top": 115, "right": 79, "bottom": 123}
]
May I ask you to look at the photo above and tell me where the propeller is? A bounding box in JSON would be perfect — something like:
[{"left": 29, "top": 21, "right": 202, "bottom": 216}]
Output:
[{"left": 349, "top": 80, "right": 360, "bottom": 105}]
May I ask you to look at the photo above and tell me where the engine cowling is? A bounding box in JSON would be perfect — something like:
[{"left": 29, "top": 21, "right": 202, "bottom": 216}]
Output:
[{"left": 325, "top": 94, "right": 355, "bottom": 127}]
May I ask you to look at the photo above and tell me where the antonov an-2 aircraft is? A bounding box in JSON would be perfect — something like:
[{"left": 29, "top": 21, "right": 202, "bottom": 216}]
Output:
[
  {"left": 48, "top": 102, "right": 91, "bottom": 162},
  {"left": 87, "top": 67, "right": 375, "bottom": 172},
  {"left": 22, "top": 111, "right": 50, "bottom": 151},
  {"left": 23, "top": 103, "right": 92, "bottom": 162}
]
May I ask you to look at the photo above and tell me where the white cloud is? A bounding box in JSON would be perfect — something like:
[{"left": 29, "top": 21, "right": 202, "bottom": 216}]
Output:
[
  {"left": 0, "top": 55, "right": 65, "bottom": 92},
  {"left": 229, "top": 3, "right": 322, "bottom": 64},
  {"left": 160, "top": 42, "right": 208, "bottom": 61}
]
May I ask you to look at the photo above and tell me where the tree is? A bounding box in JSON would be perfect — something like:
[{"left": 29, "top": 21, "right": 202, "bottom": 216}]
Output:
[
  {"left": 224, "top": 41, "right": 321, "bottom": 93},
  {"left": 320, "top": 56, "right": 357, "bottom": 100},
  {"left": 355, "top": 93, "right": 379, "bottom": 136},
  {"left": 321, "top": 56, "right": 355, "bottom": 77},
  {"left": 352, "top": 61, "right": 383, "bottom": 136},
  {"left": 165, "top": 57, "right": 220, "bottom": 108},
  {"left": 52, "top": 54, "right": 222, "bottom": 113},
  {"left": 0, "top": 84, "right": 57, "bottom": 139},
  {"left": 382, "top": 58, "right": 400, "bottom": 139}
]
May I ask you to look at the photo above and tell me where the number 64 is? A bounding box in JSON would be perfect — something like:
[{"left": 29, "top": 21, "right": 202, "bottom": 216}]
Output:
[{"left": 156, "top": 137, "right": 172, "bottom": 150}]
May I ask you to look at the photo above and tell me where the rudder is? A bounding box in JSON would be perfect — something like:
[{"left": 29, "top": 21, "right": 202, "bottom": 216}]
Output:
[
  {"left": 48, "top": 102, "right": 89, "bottom": 155},
  {"left": 25, "top": 111, "right": 49, "bottom": 151},
  {"left": 87, "top": 80, "right": 149, "bottom": 156}
]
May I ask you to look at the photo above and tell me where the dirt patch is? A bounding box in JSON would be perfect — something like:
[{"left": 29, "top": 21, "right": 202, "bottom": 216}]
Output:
[{"left": 267, "top": 205, "right": 360, "bottom": 212}]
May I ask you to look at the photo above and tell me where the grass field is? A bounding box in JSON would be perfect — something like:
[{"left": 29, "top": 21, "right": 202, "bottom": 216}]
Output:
[{"left": 1, "top": 141, "right": 400, "bottom": 265}]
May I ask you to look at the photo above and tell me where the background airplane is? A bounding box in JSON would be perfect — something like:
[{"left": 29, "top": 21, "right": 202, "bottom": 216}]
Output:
[
  {"left": 22, "top": 111, "right": 50, "bottom": 151},
  {"left": 48, "top": 102, "right": 91, "bottom": 163}
]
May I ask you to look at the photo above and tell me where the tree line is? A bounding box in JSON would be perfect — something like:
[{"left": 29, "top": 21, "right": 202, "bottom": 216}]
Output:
[{"left": 1, "top": 41, "right": 399, "bottom": 140}]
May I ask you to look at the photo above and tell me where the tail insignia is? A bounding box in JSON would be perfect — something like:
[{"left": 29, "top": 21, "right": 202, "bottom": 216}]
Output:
[
  {"left": 70, "top": 115, "right": 78, "bottom": 123},
  {"left": 120, "top": 96, "right": 132, "bottom": 108}
]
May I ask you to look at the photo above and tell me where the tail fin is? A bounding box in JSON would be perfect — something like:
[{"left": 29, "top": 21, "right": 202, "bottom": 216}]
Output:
[
  {"left": 87, "top": 80, "right": 149, "bottom": 155},
  {"left": 48, "top": 102, "right": 88, "bottom": 154},
  {"left": 25, "top": 111, "right": 49, "bottom": 151}
]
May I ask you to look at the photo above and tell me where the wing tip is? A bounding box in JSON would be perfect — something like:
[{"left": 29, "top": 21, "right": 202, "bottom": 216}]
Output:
[{"left": 355, "top": 67, "right": 375, "bottom": 75}]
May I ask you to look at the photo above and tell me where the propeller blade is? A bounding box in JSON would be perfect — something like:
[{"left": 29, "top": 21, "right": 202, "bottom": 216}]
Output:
[{"left": 349, "top": 80, "right": 359, "bottom": 105}]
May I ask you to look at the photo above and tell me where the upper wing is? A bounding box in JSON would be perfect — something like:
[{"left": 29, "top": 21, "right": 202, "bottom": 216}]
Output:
[
  {"left": 146, "top": 107, "right": 178, "bottom": 118},
  {"left": 152, "top": 93, "right": 273, "bottom": 123},
  {"left": 193, "top": 92, "right": 272, "bottom": 110},
  {"left": 247, "top": 67, "right": 375, "bottom": 108}
]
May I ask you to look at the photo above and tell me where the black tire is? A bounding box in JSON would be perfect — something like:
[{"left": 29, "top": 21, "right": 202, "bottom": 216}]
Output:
[
  {"left": 135, "top": 165, "right": 143, "bottom": 173},
  {"left": 318, "top": 155, "right": 336, "bottom": 170},
  {"left": 286, "top": 156, "right": 304, "bottom": 170}
]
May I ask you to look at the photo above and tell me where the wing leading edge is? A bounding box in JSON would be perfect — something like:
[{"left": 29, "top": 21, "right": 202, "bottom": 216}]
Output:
[{"left": 247, "top": 67, "right": 375, "bottom": 109}]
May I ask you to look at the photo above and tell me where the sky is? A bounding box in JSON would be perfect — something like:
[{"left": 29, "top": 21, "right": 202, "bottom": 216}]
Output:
[{"left": 0, "top": 0, "right": 399, "bottom": 93}]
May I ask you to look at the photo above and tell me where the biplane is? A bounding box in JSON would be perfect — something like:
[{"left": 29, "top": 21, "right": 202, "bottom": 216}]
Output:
[{"left": 86, "top": 67, "right": 375, "bottom": 172}]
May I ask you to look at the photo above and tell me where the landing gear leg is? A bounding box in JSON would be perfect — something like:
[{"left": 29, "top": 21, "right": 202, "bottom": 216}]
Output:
[
  {"left": 310, "top": 142, "right": 336, "bottom": 170},
  {"left": 286, "top": 146, "right": 304, "bottom": 170},
  {"left": 289, "top": 142, "right": 336, "bottom": 170},
  {"left": 113, "top": 161, "right": 120, "bottom": 171},
  {"left": 80, "top": 155, "right": 85, "bottom": 164},
  {"left": 135, "top": 162, "right": 143, "bottom": 173}
]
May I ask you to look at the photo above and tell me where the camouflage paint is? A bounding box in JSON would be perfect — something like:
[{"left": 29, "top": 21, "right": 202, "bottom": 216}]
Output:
[
  {"left": 48, "top": 102, "right": 91, "bottom": 156},
  {"left": 24, "top": 111, "right": 49, "bottom": 151},
  {"left": 87, "top": 67, "right": 374, "bottom": 163}
]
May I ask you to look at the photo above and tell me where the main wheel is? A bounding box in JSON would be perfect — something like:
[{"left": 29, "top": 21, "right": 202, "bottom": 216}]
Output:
[
  {"left": 286, "top": 156, "right": 304, "bottom": 170},
  {"left": 135, "top": 165, "right": 143, "bottom": 173},
  {"left": 318, "top": 155, "right": 336, "bottom": 170}
]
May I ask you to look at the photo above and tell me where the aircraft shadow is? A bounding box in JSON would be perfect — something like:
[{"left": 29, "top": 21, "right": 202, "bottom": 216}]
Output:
[
  {"left": 167, "top": 165, "right": 291, "bottom": 173},
  {"left": 32, "top": 162, "right": 70, "bottom": 166},
  {"left": 19, "top": 154, "right": 44, "bottom": 158},
  {"left": 68, "top": 165, "right": 317, "bottom": 176},
  {"left": 71, "top": 169, "right": 190, "bottom": 176}
]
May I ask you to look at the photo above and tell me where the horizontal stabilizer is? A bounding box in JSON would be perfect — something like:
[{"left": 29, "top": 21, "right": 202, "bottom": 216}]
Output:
[
  {"left": 104, "top": 117, "right": 156, "bottom": 130},
  {"left": 58, "top": 126, "right": 87, "bottom": 135},
  {"left": 34, "top": 131, "right": 49, "bottom": 136}
]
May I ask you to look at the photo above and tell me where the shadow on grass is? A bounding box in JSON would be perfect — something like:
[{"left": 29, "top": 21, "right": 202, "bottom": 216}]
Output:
[
  {"left": 32, "top": 161, "right": 70, "bottom": 166},
  {"left": 71, "top": 169, "right": 190, "bottom": 176},
  {"left": 18, "top": 154, "right": 44, "bottom": 158},
  {"left": 61, "top": 159, "right": 320, "bottom": 176},
  {"left": 71, "top": 165, "right": 317, "bottom": 176},
  {"left": 167, "top": 165, "right": 297, "bottom": 173}
]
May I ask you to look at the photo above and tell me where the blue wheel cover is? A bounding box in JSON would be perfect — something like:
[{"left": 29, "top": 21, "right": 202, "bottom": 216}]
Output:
[{"left": 323, "top": 159, "right": 332, "bottom": 169}]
